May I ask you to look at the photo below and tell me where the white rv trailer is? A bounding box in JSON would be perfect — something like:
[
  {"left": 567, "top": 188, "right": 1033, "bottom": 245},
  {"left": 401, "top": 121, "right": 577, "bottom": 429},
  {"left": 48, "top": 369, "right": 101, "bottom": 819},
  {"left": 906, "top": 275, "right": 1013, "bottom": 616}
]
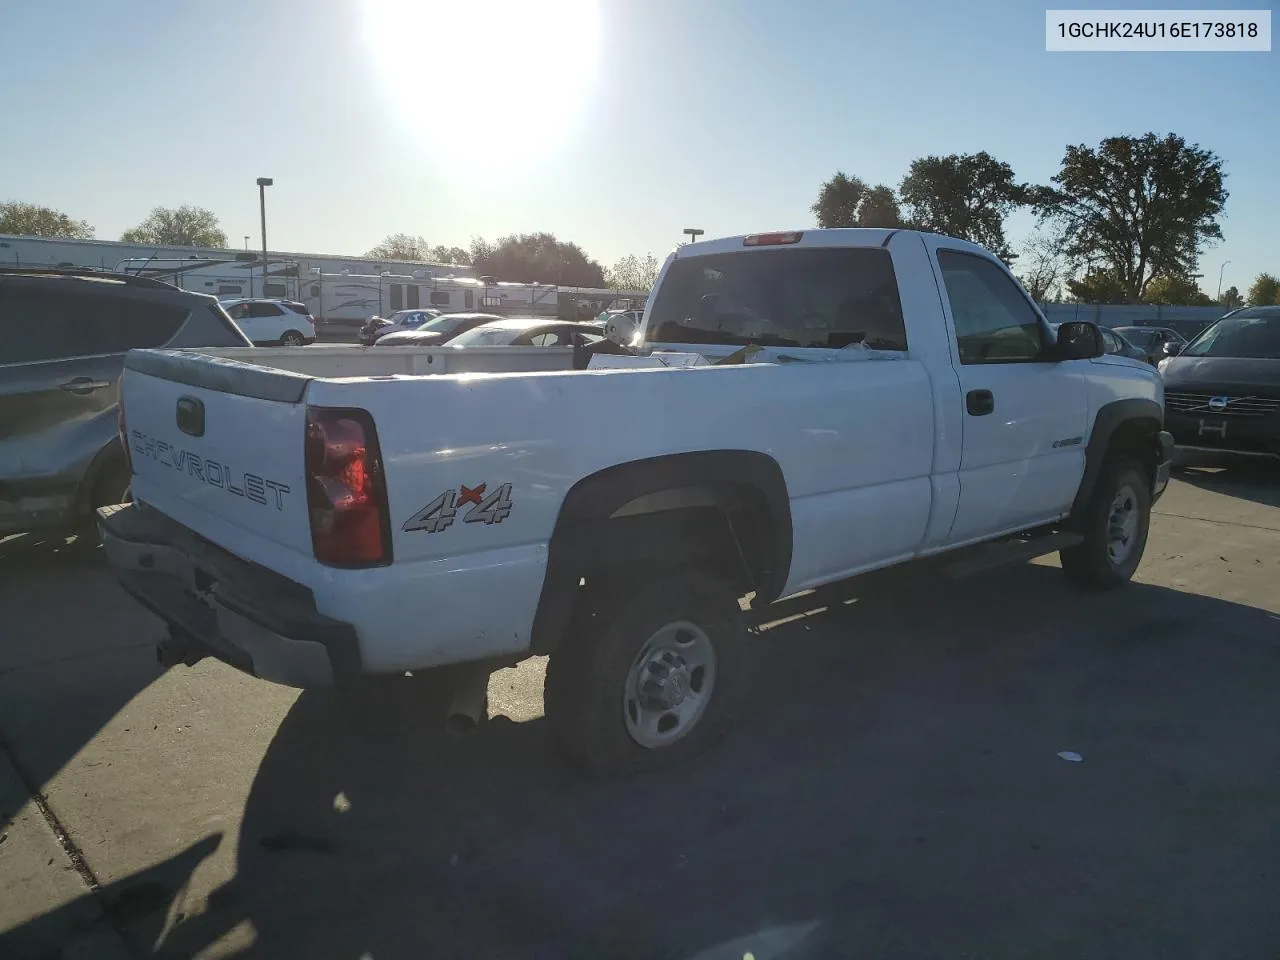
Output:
[{"left": 0, "top": 234, "right": 473, "bottom": 319}]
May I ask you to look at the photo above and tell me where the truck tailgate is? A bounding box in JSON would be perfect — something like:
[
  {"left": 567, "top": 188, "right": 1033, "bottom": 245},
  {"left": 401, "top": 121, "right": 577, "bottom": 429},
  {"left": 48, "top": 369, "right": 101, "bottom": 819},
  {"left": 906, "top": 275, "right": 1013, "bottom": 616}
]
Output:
[{"left": 121, "top": 350, "right": 314, "bottom": 562}]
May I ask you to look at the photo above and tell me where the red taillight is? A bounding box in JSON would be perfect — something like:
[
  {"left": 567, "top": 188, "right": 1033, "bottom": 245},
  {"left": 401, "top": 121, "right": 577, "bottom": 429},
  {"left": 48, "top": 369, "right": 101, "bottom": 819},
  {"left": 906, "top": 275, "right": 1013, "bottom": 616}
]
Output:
[
  {"left": 305, "top": 407, "right": 392, "bottom": 567},
  {"left": 743, "top": 231, "right": 803, "bottom": 247}
]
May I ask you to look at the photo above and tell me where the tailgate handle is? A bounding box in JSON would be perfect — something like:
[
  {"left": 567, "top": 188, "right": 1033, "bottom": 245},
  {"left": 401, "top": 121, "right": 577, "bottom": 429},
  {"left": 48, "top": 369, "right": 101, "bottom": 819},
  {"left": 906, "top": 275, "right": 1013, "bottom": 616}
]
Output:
[{"left": 176, "top": 396, "right": 205, "bottom": 437}]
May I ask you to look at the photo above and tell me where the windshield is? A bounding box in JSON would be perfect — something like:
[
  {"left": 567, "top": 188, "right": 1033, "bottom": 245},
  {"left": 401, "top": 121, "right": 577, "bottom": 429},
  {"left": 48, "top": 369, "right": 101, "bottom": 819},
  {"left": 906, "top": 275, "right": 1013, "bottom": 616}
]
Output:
[
  {"left": 417, "top": 314, "right": 476, "bottom": 336},
  {"left": 1182, "top": 313, "right": 1280, "bottom": 359},
  {"left": 448, "top": 325, "right": 523, "bottom": 346},
  {"left": 645, "top": 248, "right": 907, "bottom": 349},
  {"left": 1118, "top": 328, "right": 1155, "bottom": 348}
]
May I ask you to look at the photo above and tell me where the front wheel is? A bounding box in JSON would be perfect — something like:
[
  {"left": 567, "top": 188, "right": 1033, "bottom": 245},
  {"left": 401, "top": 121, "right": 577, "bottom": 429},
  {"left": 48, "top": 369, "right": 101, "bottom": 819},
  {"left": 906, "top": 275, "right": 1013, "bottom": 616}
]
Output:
[
  {"left": 544, "top": 572, "right": 752, "bottom": 777},
  {"left": 280, "top": 330, "right": 305, "bottom": 346},
  {"left": 1060, "top": 456, "right": 1151, "bottom": 589}
]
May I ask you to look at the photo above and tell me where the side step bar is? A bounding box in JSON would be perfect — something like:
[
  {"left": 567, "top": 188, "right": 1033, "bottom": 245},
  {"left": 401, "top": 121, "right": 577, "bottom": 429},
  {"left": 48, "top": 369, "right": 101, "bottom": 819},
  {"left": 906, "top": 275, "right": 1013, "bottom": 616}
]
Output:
[{"left": 943, "top": 531, "right": 1084, "bottom": 580}]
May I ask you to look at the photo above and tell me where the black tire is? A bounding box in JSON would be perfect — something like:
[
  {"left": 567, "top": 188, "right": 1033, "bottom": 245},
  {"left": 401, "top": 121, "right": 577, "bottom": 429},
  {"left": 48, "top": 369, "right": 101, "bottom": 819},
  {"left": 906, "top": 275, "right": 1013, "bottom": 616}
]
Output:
[
  {"left": 280, "top": 330, "right": 305, "bottom": 346},
  {"left": 1060, "top": 456, "right": 1151, "bottom": 590},
  {"left": 544, "top": 572, "right": 752, "bottom": 777},
  {"left": 77, "top": 462, "right": 132, "bottom": 538}
]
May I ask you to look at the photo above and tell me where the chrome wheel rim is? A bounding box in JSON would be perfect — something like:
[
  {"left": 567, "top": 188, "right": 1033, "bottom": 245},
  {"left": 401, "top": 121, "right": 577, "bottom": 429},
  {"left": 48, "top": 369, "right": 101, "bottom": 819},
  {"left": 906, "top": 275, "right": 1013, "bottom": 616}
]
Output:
[
  {"left": 282, "top": 332, "right": 302, "bottom": 345},
  {"left": 623, "top": 620, "right": 717, "bottom": 749},
  {"left": 1106, "top": 483, "right": 1140, "bottom": 566}
]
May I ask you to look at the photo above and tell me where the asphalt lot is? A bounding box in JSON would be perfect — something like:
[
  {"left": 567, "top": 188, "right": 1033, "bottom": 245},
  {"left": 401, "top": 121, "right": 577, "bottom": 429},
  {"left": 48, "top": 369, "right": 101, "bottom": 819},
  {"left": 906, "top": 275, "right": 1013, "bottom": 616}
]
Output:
[{"left": 2, "top": 465, "right": 1279, "bottom": 960}]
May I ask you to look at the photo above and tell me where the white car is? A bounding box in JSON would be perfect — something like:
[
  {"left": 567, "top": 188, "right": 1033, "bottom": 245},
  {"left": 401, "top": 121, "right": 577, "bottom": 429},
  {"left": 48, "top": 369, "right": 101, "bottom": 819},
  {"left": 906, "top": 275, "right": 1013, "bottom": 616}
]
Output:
[
  {"left": 220, "top": 299, "right": 316, "bottom": 346},
  {"left": 101, "top": 228, "right": 1171, "bottom": 777}
]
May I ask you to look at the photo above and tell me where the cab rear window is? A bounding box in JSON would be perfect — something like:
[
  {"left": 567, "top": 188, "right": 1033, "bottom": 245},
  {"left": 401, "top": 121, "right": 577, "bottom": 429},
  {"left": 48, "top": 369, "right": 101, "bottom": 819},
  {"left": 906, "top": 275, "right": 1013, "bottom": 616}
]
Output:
[{"left": 645, "top": 247, "right": 907, "bottom": 350}]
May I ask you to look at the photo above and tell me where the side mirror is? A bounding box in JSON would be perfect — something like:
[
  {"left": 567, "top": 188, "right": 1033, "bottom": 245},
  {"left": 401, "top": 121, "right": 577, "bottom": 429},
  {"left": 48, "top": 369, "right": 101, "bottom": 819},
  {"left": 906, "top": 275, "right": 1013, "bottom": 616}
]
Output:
[
  {"left": 1162, "top": 341, "right": 1183, "bottom": 357},
  {"left": 1056, "top": 321, "right": 1104, "bottom": 361}
]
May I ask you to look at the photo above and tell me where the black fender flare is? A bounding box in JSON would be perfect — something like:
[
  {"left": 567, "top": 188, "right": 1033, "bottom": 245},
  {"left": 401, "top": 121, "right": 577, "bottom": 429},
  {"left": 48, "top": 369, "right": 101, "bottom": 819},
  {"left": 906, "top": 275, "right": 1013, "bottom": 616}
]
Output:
[
  {"left": 1071, "top": 397, "right": 1164, "bottom": 517},
  {"left": 529, "top": 450, "right": 792, "bottom": 654}
]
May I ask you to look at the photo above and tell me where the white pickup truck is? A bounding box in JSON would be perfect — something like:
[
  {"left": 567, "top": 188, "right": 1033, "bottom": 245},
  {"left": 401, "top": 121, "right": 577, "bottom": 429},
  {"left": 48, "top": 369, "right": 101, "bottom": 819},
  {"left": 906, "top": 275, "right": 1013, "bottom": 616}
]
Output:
[{"left": 99, "top": 229, "right": 1172, "bottom": 775}]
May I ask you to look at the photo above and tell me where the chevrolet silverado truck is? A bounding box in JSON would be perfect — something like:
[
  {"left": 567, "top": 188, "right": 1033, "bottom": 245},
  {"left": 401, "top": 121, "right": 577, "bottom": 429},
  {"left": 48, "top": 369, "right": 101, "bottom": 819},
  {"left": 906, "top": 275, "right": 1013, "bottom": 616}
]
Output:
[{"left": 98, "top": 229, "right": 1172, "bottom": 775}]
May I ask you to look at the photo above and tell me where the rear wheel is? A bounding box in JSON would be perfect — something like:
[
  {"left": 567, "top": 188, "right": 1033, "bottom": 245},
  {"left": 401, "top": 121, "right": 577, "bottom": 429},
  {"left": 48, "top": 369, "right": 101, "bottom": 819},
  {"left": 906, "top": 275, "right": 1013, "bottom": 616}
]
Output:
[
  {"left": 544, "top": 572, "right": 751, "bottom": 777},
  {"left": 280, "top": 330, "right": 305, "bottom": 346},
  {"left": 1060, "top": 456, "right": 1150, "bottom": 589}
]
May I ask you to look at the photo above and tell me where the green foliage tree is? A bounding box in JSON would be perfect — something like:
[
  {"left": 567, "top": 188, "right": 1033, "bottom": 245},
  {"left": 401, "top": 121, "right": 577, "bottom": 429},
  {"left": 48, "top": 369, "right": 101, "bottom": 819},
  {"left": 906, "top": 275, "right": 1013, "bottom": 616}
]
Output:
[
  {"left": 0, "top": 201, "right": 94, "bottom": 239},
  {"left": 1247, "top": 273, "right": 1280, "bottom": 306},
  {"left": 469, "top": 232, "right": 605, "bottom": 287},
  {"left": 855, "top": 185, "right": 903, "bottom": 228},
  {"left": 899, "top": 152, "right": 1025, "bottom": 257},
  {"left": 605, "top": 253, "right": 661, "bottom": 291},
  {"left": 1067, "top": 268, "right": 1129, "bottom": 304},
  {"left": 1218, "top": 285, "right": 1244, "bottom": 309},
  {"left": 121, "top": 205, "right": 227, "bottom": 247},
  {"left": 1032, "top": 133, "right": 1227, "bottom": 303},
  {"left": 1142, "top": 275, "right": 1213, "bottom": 305},
  {"left": 810, "top": 173, "right": 901, "bottom": 228}
]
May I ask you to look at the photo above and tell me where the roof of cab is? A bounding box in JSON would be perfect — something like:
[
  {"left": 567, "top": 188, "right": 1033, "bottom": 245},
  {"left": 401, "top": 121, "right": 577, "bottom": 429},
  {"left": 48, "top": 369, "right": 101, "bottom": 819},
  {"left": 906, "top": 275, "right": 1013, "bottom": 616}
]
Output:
[{"left": 673, "top": 228, "right": 990, "bottom": 258}]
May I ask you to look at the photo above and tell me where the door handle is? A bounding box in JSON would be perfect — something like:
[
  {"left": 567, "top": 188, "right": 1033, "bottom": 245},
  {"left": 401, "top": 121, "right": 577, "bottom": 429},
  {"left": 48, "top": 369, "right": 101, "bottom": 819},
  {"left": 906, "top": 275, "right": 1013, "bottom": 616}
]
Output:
[
  {"left": 59, "top": 377, "right": 112, "bottom": 394},
  {"left": 966, "top": 389, "right": 995, "bottom": 416}
]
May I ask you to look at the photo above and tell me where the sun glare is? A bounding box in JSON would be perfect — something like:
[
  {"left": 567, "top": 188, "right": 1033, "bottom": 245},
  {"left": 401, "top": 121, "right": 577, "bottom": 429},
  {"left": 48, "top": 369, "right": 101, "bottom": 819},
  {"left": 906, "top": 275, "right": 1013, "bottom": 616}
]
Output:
[{"left": 362, "top": 0, "right": 601, "bottom": 176}]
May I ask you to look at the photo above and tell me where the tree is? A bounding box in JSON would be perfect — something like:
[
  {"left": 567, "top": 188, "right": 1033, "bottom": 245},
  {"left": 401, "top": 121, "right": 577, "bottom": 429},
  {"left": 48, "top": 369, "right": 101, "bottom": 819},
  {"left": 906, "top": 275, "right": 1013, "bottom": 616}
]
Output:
[
  {"left": 1142, "top": 274, "right": 1213, "bottom": 306},
  {"left": 1067, "top": 268, "right": 1129, "bottom": 304},
  {"left": 0, "top": 201, "right": 94, "bottom": 239},
  {"left": 1218, "top": 285, "right": 1244, "bottom": 309},
  {"left": 366, "top": 233, "right": 429, "bottom": 260},
  {"left": 899, "top": 152, "right": 1026, "bottom": 257},
  {"left": 855, "top": 185, "right": 903, "bottom": 228},
  {"left": 427, "top": 245, "right": 471, "bottom": 266},
  {"left": 1015, "top": 224, "right": 1073, "bottom": 302},
  {"left": 121, "top": 206, "right": 227, "bottom": 247},
  {"left": 1247, "top": 273, "right": 1280, "bottom": 306},
  {"left": 810, "top": 173, "right": 902, "bottom": 228},
  {"left": 1032, "top": 133, "right": 1227, "bottom": 303},
  {"left": 469, "top": 232, "right": 605, "bottom": 287},
  {"left": 605, "top": 254, "right": 661, "bottom": 291},
  {"left": 811, "top": 171, "right": 866, "bottom": 228}
]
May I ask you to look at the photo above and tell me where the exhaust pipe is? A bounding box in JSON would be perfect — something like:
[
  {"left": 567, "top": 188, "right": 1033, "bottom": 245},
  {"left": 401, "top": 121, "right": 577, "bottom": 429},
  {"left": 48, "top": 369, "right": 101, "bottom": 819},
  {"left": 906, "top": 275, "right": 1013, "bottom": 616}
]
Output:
[
  {"left": 156, "top": 628, "right": 206, "bottom": 669},
  {"left": 445, "top": 664, "right": 491, "bottom": 737}
]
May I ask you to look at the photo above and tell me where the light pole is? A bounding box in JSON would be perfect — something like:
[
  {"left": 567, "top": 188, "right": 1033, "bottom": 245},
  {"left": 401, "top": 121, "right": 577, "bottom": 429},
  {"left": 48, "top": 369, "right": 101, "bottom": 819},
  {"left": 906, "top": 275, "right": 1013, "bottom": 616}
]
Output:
[
  {"left": 1217, "top": 260, "right": 1231, "bottom": 301},
  {"left": 682, "top": 227, "right": 704, "bottom": 246},
  {"left": 243, "top": 235, "right": 250, "bottom": 250},
  {"left": 256, "top": 177, "right": 273, "bottom": 297}
]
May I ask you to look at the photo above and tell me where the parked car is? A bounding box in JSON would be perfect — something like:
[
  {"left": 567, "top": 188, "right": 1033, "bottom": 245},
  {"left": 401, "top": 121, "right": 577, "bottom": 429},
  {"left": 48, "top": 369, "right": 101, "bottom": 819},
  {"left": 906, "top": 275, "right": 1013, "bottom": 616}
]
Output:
[
  {"left": 1113, "top": 325, "right": 1188, "bottom": 365},
  {"left": 1159, "top": 305, "right": 1280, "bottom": 460},
  {"left": 1099, "top": 327, "right": 1148, "bottom": 362},
  {"left": 445, "top": 318, "right": 604, "bottom": 348},
  {"left": 98, "top": 229, "right": 1170, "bottom": 777},
  {"left": 1050, "top": 324, "right": 1145, "bottom": 363},
  {"left": 373, "top": 312, "right": 505, "bottom": 347},
  {"left": 0, "top": 266, "right": 251, "bottom": 536},
  {"left": 221, "top": 298, "right": 316, "bottom": 346},
  {"left": 358, "top": 308, "right": 442, "bottom": 346}
]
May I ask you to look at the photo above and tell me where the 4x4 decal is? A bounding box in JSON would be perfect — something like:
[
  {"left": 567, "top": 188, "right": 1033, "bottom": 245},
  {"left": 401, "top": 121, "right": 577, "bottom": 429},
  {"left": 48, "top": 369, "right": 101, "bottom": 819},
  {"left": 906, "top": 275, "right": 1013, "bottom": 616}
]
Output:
[{"left": 402, "top": 482, "right": 513, "bottom": 533}]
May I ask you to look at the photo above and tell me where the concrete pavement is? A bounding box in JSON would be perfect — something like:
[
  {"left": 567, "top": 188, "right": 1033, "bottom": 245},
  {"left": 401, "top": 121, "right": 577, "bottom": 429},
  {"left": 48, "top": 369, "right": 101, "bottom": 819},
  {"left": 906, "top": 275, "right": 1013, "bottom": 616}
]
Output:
[{"left": 2, "top": 464, "right": 1279, "bottom": 959}]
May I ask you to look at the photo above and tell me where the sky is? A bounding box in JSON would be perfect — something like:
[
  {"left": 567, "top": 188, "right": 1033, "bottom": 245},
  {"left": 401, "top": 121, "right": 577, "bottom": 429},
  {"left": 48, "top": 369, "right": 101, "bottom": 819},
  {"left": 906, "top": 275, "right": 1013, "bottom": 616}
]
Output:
[{"left": 1, "top": 0, "right": 1276, "bottom": 294}]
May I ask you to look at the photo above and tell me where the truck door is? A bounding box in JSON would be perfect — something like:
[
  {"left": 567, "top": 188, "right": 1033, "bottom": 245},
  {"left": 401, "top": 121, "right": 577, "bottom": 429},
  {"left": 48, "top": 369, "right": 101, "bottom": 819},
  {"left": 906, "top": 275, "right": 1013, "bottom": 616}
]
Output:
[{"left": 927, "top": 243, "right": 1089, "bottom": 544}]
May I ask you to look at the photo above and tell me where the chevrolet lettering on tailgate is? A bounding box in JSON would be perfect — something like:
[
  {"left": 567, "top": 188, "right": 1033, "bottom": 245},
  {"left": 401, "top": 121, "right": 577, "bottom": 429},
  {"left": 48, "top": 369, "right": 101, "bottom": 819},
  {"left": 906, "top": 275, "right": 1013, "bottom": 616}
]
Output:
[{"left": 130, "top": 430, "right": 292, "bottom": 510}]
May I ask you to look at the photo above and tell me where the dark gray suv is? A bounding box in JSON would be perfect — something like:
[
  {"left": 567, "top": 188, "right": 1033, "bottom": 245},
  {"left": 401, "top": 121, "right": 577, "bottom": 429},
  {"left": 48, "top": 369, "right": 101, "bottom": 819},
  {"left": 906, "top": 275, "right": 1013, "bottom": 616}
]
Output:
[{"left": 0, "top": 267, "right": 251, "bottom": 535}]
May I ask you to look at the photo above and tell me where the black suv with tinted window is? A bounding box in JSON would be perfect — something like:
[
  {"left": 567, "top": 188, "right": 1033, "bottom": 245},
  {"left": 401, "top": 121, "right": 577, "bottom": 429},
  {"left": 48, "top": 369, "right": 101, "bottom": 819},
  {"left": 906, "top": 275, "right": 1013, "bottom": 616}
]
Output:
[{"left": 0, "top": 267, "right": 251, "bottom": 535}]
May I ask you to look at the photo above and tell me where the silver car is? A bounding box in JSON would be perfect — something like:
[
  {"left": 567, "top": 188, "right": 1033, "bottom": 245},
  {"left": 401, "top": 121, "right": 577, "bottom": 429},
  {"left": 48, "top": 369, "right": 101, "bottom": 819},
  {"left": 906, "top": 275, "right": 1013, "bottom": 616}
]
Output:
[{"left": 0, "top": 267, "right": 251, "bottom": 535}]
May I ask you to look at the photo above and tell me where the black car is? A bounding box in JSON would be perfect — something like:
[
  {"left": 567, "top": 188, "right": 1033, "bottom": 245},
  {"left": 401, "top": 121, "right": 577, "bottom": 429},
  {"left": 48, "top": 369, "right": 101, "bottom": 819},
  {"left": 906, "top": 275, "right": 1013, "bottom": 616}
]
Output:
[
  {"left": 1160, "top": 306, "right": 1280, "bottom": 461},
  {"left": 1113, "top": 325, "right": 1188, "bottom": 365}
]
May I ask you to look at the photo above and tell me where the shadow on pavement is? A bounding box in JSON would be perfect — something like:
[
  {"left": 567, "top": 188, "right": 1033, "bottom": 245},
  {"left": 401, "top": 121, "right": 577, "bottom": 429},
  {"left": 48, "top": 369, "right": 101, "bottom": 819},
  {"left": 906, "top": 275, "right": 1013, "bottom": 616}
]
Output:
[
  {"left": 1172, "top": 457, "right": 1280, "bottom": 508},
  {"left": 38, "top": 562, "right": 1274, "bottom": 960}
]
